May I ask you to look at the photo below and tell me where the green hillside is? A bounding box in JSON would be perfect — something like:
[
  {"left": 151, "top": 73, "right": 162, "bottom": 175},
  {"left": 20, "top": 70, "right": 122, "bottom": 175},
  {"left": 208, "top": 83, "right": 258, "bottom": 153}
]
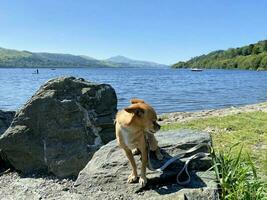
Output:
[
  {"left": 0, "top": 47, "right": 112, "bottom": 68},
  {"left": 172, "top": 40, "right": 267, "bottom": 70},
  {"left": 0, "top": 47, "right": 168, "bottom": 68}
]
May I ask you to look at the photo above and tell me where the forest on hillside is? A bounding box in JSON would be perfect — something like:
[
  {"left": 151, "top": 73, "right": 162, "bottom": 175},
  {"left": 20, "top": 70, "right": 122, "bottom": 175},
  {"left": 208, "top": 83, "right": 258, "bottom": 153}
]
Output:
[{"left": 173, "top": 40, "right": 267, "bottom": 70}]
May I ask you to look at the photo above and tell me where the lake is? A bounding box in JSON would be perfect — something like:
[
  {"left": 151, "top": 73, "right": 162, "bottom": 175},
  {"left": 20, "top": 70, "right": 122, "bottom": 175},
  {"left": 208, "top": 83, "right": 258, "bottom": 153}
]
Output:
[{"left": 0, "top": 68, "right": 267, "bottom": 114}]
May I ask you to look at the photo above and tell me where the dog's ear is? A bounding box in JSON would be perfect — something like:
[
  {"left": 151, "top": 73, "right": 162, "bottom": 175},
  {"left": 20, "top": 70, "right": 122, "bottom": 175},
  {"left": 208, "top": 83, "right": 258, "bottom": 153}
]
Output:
[
  {"left": 130, "top": 98, "right": 145, "bottom": 104},
  {"left": 124, "top": 105, "right": 144, "bottom": 117}
]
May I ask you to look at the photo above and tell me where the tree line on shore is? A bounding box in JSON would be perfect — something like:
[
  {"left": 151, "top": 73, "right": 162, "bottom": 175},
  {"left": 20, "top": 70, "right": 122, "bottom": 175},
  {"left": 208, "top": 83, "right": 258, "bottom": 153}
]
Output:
[{"left": 172, "top": 40, "right": 267, "bottom": 70}]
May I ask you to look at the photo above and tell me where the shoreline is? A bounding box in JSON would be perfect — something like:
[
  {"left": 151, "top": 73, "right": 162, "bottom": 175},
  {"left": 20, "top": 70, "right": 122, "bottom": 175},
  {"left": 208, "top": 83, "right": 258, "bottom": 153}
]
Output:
[
  {"left": 159, "top": 101, "right": 267, "bottom": 124},
  {"left": 2, "top": 101, "right": 267, "bottom": 121}
]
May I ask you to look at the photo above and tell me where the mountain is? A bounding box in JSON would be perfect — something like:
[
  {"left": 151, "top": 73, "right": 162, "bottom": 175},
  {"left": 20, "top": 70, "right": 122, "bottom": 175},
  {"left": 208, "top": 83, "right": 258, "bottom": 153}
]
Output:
[
  {"left": 172, "top": 40, "right": 267, "bottom": 70},
  {"left": 106, "top": 55, "right": 168, "bottom": 68},
  {"left": 0, "top": 47, "right": 167, "bottom": 68},
  {"left": 106, "top": 55, "right": 133, "bottom": 63}
]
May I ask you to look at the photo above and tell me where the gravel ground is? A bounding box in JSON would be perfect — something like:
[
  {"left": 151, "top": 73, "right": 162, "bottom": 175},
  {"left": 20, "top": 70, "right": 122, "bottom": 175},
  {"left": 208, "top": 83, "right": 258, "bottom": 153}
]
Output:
[{"left": 0, "top": 170, "right": 82, "bottom": 200}]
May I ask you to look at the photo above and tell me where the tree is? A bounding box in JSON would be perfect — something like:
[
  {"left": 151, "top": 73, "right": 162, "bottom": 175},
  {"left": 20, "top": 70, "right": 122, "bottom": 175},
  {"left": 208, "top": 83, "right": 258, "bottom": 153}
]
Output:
[
  {"left": 242, "top": 47, "right": 250, "bottom": 56},
  {"left": 262, "top": 40, "right": 267, "bottom": 52},
  {"left": 260, "top": 55, "right": 267, "bottom": 69},
  {"left": 248, "top": 44, "right": 254, "bottom": 55},
  {"left": 252, "top": 46, "right": 260, "bottom": 55}
]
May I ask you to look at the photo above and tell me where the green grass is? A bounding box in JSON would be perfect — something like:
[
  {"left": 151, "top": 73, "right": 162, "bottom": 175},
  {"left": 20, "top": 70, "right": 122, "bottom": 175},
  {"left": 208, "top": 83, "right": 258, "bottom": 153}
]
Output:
[{"left": 162, "top": 111, "right": 267, "bottom": 177}]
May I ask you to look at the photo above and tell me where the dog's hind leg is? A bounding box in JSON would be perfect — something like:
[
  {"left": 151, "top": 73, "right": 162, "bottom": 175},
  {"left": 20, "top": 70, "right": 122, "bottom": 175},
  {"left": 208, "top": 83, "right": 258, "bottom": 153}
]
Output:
[{"left": 147, "top": 133, "right": 163, "bottom": 160}]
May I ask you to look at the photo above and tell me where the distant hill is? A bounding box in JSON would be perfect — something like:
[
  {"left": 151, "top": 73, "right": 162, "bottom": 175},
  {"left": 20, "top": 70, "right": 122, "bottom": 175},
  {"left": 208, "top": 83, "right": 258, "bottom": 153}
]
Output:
[
  {"left": 172, "top": 40, "right": 267, "bottom": 70},
  {"left": 106, "top": 55, "right": 168, "bottom": 68},
  {"left": 0, "top": 47, "right": 110, "bottom": 68},
  {"left": 0, "top": 47, "right": 167, "bottom": 68},
  {"left": 106, "top": 55, "right": 133, "bottom": 63}
]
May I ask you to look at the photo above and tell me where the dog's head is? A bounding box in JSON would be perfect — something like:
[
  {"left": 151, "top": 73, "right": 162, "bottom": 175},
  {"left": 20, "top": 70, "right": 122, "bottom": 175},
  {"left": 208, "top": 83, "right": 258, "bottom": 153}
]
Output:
[{"left": 124, "top": 98, "right": 161, "bottom": 134}]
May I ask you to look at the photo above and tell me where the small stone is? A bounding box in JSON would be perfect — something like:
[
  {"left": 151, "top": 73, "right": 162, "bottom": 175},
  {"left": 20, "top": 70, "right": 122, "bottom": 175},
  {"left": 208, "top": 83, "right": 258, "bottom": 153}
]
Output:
[{"left": 62, "top": 187, "right": 69, "bottom": 191}]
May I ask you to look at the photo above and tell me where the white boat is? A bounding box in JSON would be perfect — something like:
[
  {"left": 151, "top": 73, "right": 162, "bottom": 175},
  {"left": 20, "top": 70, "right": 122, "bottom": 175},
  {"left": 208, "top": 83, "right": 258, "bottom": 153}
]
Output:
[{"left": 191, "top": 68, "right": 203, "bottom": 72}]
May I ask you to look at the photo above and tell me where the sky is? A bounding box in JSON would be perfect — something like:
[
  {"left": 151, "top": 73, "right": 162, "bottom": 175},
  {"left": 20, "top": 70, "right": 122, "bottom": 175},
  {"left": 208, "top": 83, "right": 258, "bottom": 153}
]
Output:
[{"left": 1, "top": 0, "right": 267, "bottom": 64}]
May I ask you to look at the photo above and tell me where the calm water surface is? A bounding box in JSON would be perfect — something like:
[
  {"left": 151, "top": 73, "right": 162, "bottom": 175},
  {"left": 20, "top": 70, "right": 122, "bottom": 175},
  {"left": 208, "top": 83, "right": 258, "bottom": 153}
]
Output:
[{"left": 0, "top": 68, "right": 267, "bottom": 113}]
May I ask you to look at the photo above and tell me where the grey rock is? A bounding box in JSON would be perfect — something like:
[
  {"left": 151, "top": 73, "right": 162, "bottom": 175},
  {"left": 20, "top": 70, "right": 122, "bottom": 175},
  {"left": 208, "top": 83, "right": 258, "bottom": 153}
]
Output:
[
  {"left": 75, "top": 130, "right": 219, "bottom": 200},
  {"left": 0, "top": 110, "right": 15, "bottom": 171},
  {"left": 0, "top": 76, "right": 117, "bottom": 177},
  {"left": 0, "top": 110, "right": 15, "bottom": 135},
  {"left": 0, "top": 171, "right": 84, "bottom": 200}
]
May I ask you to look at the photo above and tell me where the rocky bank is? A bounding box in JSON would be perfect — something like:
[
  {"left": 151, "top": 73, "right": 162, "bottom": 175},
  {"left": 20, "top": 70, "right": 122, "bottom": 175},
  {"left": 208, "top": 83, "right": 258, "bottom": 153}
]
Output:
[
  {"left": 0, "top": 130, "right": 218, "bottom": 200},
  {"left": 1, "top": 76, "right": 266, "bottom": 199}
]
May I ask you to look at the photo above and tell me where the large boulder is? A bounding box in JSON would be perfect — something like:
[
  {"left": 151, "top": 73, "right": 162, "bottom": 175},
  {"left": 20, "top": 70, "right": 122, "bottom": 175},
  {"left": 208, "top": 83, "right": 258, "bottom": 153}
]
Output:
[
  {"left": 0, "top": 110, "right": 15, "bottom": 135},
  {"left": 74, "top": 130, "right": 219, "bottom": 200},
  {"left": 0, "top": 77, "right": 117, "bottom": 177}
]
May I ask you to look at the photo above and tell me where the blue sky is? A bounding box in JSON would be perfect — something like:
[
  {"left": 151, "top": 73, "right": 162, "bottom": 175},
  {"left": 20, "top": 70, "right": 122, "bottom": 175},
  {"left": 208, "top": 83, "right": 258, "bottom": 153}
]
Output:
[{"left": 1, "top": 0, "right": 267, "bottom": 64}]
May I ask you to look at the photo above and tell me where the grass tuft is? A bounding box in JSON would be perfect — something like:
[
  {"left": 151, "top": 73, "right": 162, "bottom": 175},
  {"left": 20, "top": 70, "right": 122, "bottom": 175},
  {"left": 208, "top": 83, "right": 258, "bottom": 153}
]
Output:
[{"left": 211, "top": 144, "right": 267, "bottom": 200}]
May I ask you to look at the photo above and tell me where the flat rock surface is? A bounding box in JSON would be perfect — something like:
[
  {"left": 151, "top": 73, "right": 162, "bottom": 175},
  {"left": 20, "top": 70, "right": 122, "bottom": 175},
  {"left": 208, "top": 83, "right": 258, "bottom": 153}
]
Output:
[{"left": 75, "top": 130, "right": 219, "bottom": 200}]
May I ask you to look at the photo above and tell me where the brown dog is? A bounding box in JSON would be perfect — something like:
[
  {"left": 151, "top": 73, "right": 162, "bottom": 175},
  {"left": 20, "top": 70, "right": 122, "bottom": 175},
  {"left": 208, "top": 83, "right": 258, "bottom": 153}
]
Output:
[{"left": 115, "top": 99, "right": 163, "bottom": 187}]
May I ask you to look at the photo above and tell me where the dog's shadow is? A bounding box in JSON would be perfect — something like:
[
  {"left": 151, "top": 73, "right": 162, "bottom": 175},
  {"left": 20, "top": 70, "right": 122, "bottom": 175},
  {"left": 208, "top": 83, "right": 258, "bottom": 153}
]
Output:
[{"left": 135, "top": 148, "right": 209, "bottom": 195}]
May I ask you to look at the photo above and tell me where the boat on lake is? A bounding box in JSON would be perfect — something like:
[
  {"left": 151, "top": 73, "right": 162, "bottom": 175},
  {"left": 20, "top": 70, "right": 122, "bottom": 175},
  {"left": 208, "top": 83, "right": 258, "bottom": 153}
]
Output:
[{"left": 191, "top": 68, "right": 203, "bottom": 72}]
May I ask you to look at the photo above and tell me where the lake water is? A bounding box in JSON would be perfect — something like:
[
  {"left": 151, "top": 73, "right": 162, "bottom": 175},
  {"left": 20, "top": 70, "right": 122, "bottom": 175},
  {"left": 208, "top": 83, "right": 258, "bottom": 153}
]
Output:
[{"left": 0, "top": 68, "right": 267, "bottom": 114}]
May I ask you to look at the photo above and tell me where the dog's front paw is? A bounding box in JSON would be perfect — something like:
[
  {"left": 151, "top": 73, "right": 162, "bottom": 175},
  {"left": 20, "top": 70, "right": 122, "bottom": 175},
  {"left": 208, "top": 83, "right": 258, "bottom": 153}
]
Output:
[
  {"left": 127, "top": 174, "right": 138, "bottom": 183},
  {"left": 139, "top": 176, "right": 147, "bottom": 187},
  {"left": 132, "top": 148, "right": 140, "bottom": 155}
]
